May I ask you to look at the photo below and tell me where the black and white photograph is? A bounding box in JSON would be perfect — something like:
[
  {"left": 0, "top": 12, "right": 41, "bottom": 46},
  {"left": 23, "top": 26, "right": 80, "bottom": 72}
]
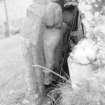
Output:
[{"left": 0, "top": 0, "right": 105, "bottom": 105}]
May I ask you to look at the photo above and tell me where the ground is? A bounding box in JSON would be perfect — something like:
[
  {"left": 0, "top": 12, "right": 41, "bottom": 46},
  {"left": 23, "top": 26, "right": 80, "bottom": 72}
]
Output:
[{"left": 0, "top": 35, "right": 32, "bottom": 105}]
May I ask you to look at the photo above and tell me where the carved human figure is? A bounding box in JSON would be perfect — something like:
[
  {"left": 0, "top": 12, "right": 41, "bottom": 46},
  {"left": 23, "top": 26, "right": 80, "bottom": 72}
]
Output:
[{"left": 22, "top": 2, "right": 64, "bottom": 105}]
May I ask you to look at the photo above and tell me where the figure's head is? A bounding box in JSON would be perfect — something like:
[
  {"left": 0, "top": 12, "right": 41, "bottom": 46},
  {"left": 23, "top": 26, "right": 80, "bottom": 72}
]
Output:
[
  {"left": 63, "top": 2, "right": 78, "bottom": 30},
  {"left": 44, "top": 2, "right": 63, "bottom": 28},
  {"left": 63, "top": 6, "right": 75, "bottom": 24}
]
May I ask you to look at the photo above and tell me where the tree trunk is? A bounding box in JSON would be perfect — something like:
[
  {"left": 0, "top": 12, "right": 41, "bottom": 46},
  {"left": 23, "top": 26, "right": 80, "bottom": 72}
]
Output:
[{"left": 4, "top": 0, "right": 10, "bottom": 37}]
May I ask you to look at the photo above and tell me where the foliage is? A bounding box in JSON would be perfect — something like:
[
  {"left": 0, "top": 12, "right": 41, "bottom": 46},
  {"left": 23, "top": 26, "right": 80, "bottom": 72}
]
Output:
[{"left": 79, "top": 0, "right": 105, "bottom": 14}]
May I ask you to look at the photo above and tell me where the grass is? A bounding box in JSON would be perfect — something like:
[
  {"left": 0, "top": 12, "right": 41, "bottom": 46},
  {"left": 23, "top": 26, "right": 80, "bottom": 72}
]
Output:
[{"left": 49, "top": 74, "right": 105, "bottom": 105}]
